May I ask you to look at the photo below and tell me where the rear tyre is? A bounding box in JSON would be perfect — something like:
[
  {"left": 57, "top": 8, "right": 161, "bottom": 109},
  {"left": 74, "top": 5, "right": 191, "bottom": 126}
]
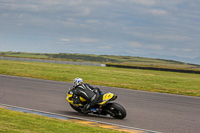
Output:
[{"left": 105, "top": 102, "right": 126, "bottom": 119}]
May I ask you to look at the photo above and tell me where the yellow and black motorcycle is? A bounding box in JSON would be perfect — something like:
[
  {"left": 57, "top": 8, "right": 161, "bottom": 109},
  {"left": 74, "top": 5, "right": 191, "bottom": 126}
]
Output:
[{"left": 66, "top": 90, "right": 126, "bottom": 119}]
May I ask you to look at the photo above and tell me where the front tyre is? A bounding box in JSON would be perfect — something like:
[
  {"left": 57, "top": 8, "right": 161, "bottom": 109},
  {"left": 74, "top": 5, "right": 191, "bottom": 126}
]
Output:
[
  {"left": 105, "top": 102, "right": 126, "bottom": 119},
  {"left": 69, "top": 103, "right": 82, "bottom": 113}
]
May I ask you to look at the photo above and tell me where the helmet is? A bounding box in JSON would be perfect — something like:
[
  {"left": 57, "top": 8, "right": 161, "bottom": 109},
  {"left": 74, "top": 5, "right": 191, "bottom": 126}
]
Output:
[{"left": 73, "top": 77, "right": 83, "bottom": 87}]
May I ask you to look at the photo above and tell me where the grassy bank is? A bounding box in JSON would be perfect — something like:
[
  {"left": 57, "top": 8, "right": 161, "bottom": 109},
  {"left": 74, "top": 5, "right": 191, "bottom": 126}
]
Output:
[
  {"left": 0, "top": 108, "right": 123, "bottom": 133},
  {"left": 0, "top": 60, "right": 200, "bottom": 97},
  {"left": 1, "top": 51, "right": 200, "bottom": 72}
]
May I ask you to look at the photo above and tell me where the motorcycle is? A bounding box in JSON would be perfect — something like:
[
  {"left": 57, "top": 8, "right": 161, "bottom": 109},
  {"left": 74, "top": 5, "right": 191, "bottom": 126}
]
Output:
[{"left": 66, "top": 90, "right": 127, "bottom": 119}]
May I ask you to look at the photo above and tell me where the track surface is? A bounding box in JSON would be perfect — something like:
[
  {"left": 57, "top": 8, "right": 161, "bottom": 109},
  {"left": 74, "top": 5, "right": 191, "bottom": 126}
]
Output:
[{"left": 0, "top": 75, "right": 200, "bottom": 133}]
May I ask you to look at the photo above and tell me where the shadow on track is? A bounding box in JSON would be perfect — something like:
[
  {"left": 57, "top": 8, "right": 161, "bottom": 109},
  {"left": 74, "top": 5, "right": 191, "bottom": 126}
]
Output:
[{"left": 57, "top": 110, "right": 121, "bottom": 120}]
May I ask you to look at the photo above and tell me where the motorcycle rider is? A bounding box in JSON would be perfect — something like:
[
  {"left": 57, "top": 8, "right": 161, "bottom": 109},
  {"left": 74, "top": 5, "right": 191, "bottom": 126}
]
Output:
[{"left": 68, "top": 77, "right": 102, "bottom": 113}]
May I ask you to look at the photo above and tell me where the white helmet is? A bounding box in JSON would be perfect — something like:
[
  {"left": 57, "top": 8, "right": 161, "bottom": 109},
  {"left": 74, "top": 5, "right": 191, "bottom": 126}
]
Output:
[{"left": 73, "top": 77, "right": 83, "bottom": 87}]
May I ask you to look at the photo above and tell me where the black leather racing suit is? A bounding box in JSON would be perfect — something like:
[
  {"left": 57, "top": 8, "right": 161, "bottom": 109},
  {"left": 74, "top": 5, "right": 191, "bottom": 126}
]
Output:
[{"left": 70, "top": 83, "right": 102, "bottom": 113}]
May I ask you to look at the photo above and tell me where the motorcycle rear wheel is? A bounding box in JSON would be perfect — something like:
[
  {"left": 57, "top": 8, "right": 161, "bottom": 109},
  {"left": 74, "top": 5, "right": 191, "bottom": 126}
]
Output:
[{"left": 105, "top": 102, "right": 126, "bottom": 119}]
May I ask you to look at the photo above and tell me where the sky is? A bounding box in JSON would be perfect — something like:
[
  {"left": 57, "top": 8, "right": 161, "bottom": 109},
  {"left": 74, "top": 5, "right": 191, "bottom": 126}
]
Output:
[{"left": 0, "top": 0, "right": 200, "bottom": 60}]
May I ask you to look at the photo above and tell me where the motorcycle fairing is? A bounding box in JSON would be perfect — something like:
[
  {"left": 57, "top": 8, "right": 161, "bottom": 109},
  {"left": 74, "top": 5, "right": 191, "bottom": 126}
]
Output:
[
  {"left": 67, "top": 92, "right": 116, "bottom": 106},
  {"left": 98, "top": 92, "right": 115, "bottom": 105},
  {"left": 66, "top": 93, "right": 86, "bottom": 106}
]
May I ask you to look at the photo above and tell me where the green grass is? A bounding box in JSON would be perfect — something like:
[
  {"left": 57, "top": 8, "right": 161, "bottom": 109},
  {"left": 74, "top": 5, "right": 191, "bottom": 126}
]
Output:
[
  {"left": 0, "top": 108, "right": 124, "bottom": 133},
  {"left": 0, "top": 60, "right": 200, "bottom": 97}
]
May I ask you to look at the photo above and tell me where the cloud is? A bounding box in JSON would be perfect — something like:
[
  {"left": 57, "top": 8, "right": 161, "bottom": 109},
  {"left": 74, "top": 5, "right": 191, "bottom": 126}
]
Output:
[
  {"left": 183, "top": 49, "right": 193, "bottom": 52},
  {"left": 60, "top": 38, "right": 71, "bottom": 42},
  {"left": 61, "top": 18, "right": 76, "bottom": 26},
  {"left": 117, "top": 0, "right": 156, "bottom": 6},
  {"left": 0, "top": 0, "right": 200, "bottom": 59},
  {"left": 129, "top": 42, "right": 163, "bottom": 50},
  {"left": 98, "top": 45, "right": 112, "bottom": 49},
  {"left": 171, "top": 48, "right": 193, "bottom": 52},
  {"left": 133, "top": 0, "right": 156, "bottom": 6},
  {"left": 80, "top": 7, "right": 91, "bottom": 16},
  {"left": 68, "top": 0, "right": 83, "bottom": 6},
  {"left": 79, "top": 38, "right": 98, "bottom": 43},
  {"left": 148, "top": 9, "right": 168, "bottom": 16},
  {"left": 131, "top": 31, "right": 192, "bottom": 43},
  {"left": 129, "top": 42, "right": 143, "bottom": 47},
  {"left": 147, "top": 45, "right": 163, "bottom": 50},
  {"left": 86, "top": 19, "right": 100, "bottom": 24}
]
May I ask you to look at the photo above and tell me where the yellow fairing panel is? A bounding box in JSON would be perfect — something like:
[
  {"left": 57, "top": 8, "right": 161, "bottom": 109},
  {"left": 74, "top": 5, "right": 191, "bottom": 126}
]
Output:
[
  {"left": 80, "top": 97, "right": 86, "bottom": 102},
  {"left": 66, "top": 93, "right": 86, "bottom": 106},
  {"left": 98, "top": 92, "right": 114, "bottom": 105},
  {"left": 66, "top": 93, "right": 74, "bottom": 105}
]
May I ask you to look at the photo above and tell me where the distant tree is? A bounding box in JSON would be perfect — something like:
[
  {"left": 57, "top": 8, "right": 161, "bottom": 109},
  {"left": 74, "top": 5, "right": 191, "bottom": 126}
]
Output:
[
  {"left": 51, "top": 53, "right": 119, "bottom": 62},
  {"left": 0, "top": 52, "right": 6, "bottom": 56}
]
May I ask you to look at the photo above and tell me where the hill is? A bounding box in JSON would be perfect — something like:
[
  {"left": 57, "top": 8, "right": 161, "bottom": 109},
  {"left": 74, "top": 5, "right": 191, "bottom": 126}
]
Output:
[{"left": 1, "top": 51, "right": 200, "bottom": 73}]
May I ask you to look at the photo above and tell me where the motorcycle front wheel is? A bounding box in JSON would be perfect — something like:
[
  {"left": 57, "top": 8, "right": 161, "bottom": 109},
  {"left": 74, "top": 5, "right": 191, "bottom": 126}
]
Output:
[
  {"left": 69, "top": 103, "right": 82, "bottom": 113},
  {"left": 105, "top": 102, "right": 126, "bottom": 119}
]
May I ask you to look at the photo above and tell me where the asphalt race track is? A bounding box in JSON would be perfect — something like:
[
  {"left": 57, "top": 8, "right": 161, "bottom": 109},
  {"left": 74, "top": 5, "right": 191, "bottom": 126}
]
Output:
[{"left": 0, "top": 74, "right": 200, "bottom": 133}]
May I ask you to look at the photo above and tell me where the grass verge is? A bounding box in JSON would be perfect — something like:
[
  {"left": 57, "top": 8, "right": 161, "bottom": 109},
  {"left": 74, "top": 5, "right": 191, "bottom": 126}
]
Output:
[
  {"left": 0, "top": 60, "right": 200, "bottom": 97},
  {"left": 0, "top": 108, "right": 124, "bottom": 133}
]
